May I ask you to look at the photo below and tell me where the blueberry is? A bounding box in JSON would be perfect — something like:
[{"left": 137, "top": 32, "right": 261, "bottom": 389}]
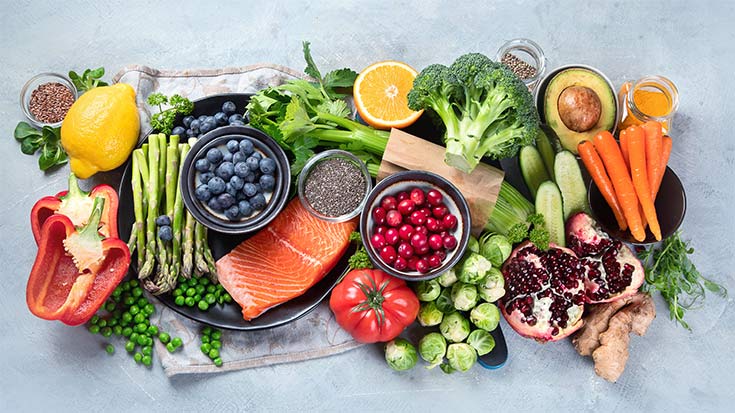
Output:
[
  {"left": 251, "top": 152, "right": 262, "bottom": 161},
  {"left": 259, "top": 174, "right": 276, "bottom": 192},
  {"left": 183, "top": 116, "right": 195, "bottom": 128},
  {"left": 239, "top": 139, "right": 254, "bottom": 155},
  {"left": 253, "top": 183, "right": 262, "bottom": 193},
  {"left": 198, "top": 172, "right": 214, "bottom": 184},
  {"left": 250, "top": 193, "right": 266, "bottom": 210},
  {"left": 208, "top": 177, "right": 226, "bottom": 194},
  {"left": 228, "top": 114, "right": 243, "bottom": 124},
  {"left": 214, "top": 112, "right": 228, "bottom": 125},
  {"left": 236, "top": 191, "right": 248, "bottom": 201},
  {"left": 198, "top": 115, "right": 208, "bottom": 124},
  {"left": 206, "top": 148, "right": 223, "bottom": 164},
  {"left": 224, "top": 205, "right": 240, "bottom": 221},
  {"left": 222, "top": 152, "right": 233, "bottom": 163},
  {"left": 186, "top": 129, "right": 196, "bottom": 137},
  {"left": 232, "top": 152, "right": 246, "bottom": 165},
  {"left": 222, "top": 101, "right": 237, "bottom": 115},
  {"left": 155, "top": 215, "right": 171, "bottom": 226},
  {"left": 246, "top": 156, "right": 260, "bottom": 171},
  {"left": 200, "top": 119, "right": 214, "bottom": 134},
  {"left": 195, "top": 158, "right": 210, "bottom": 172},
  {"left": 190, "top": 119, "right": 200, "bottom": 133},
  {"left": 230, "top": 175, "right": 244, "bottom": 190},
  {"left": 238, "top": 200, "right": 253, "bottom": 217},
  {"left": 234, "top": 162, "right": 250, "bottom": 178},
  {"left": 223, "top": 140, "right": 238, "bottom": 154},
  {"left": 242, "top": 183, "right": 258, "bottom": 197},
  {"left": 172, "top": 126, "right": 186, "bottom": 137},
  {"left": 158, "top": 226, "right": 173, "bottom": 242},
  {"left": 207, "top": 197, "right": 222, "bottom": 212},
  {"left": 226, "top": 182, "right": 238, "bottom": 198},
  {"left": 217, "top": 193, "right": 235, "bottom": 209},
  {"left": 259, "top": 158, "right": 277, "bottom": 175},
  {"left": 194, "top": 184, "right": 212, "bottom": 201},
  {"left": 243, "top": 171, "right": 256, "bottom": 183},
  {"left": 216, "top": 162, "right": 235, "bottom": 181},
  {"left": 229, "top": 120, "right": 245, "bottom": 126}
]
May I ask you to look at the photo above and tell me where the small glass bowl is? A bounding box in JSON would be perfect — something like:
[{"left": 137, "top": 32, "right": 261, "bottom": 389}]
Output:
[
  {"left": 298, "top": 150, "right": 373, "bottom": 223},
  {"left": 496, "top": 38, "right": 547, "bottom": 92},
  {"left": 19, "top": 72, "right": 78, "bottom": 128}
]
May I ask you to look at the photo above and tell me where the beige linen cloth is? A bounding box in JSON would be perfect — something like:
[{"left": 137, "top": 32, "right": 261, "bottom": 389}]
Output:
[{"left": 112, "top": 64, "right": 362, "bottom": 376}]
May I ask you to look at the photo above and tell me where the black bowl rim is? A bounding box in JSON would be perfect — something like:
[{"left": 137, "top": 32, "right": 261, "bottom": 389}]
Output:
[
  {"left": 588, "top": 165, "right": 687, "bottom": 245},
  {"left": 360, "top": 170, "right": 471, "bottom": 281},
  {"left": 180, "top": 125, "right": 291, "bottom": 235}
]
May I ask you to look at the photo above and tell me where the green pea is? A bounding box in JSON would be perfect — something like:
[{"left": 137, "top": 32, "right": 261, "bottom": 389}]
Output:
[
  {"left": 130, "top": 332, "right": 139, "bottom": 342},
  {"left": 106, "top": 344, "right": 115, "bottom": 355},
  {"left": 105, "top": 302, "right": 116, "bottom": 312},
  {"left": 201, "top": 335, "right": 210, "bottom": 344},
  {"left": 133, "top": 313, "right": 145, "bottom": 324},
  {"left": 206, "top": 285, "right": 216, "bottom": 294},
  {"left": 213, "top": 357, "right": 223, "bottom": 367},
  {"left": 90, "top": 315, "right": 100, "bottom": 325},
  {"left": 129, "top": 280, "right": 139, "bottom": 288},
  {"left": 208, "top": 349, "right": 219, "bottom": 359},
  {"left": 185, "top": 288, "right": 196, "bottom": 297},
  {"left": 210, "top": 340, "right": 221, "bottom": 350},
  {"left": 122, "top": 327, "right": 133, "bottom": 337},
  {"left": 142, "top": 346, "right": 152, "bottom": 356},
  {"left": 122, "top": 282, "right": 131, "bottom": 292},
  {"left": 171, "top": 337, "right": 183, "bottom": 348},
  {"left": 195, "top": 285, "right": 205, "bottom": 295},
  {"left": 131, "top": 287, "right": 142, "bottom": 298},
  {"left": 125, "top": 341, "right": 135, "bottom": 353},
  {"left": 147, "top": 325, "right": 159, "bottom": 336},
  {"left": 172, "top": 288, "right": 183, "bottom": 297},
  {"left": 166, "top": 343, "right": 176, "bottom": 353},
  {"left": 174, "top": 296, "right": 185, "bottom": 306},
  {"left": 124, "top": 296, "right": 135, "bottom": 306},
  {"left": 133, "top": 324, "right": 145, "bottom": 333},
  {"left": 217, "top": 296, "right": 225, "bottom": 305},
  {"left": 112, "top": 287, "right": 123, "bottom": 297},
  {"left": 136, "top": 335, "right": 147, "bottom": 346},
  {"left": 204, "top": 294, "right": 216, "bottom": 305},
  {"left": 223, "top": 293, "right": 233, "bottom": 303},
  {"left": 107, "top": 318, "right": 118, "bottom": 327},
  {"left": 177, "top": 275, "right": 186, "bottom": 284},
  {"left": 202, "top": 326, "right": 212, "bottom": 336},
  {"left": 133, "top": 352, "right": 143, "bottom": 363},
  {"left": 197, "top": 301, "right": 209, "bottom": 311},
  {"left": 101, "top": 327, "right": 112, "bottom": 338},
  {"left": 158, "top": 332, "right": 171, "bottom": 344},
  {"left": 185, "top": 297, "right": 195, "bottom": 307},
  {"left": 142, "top": 355, "right": 152, "bottom": 366},
  {"left": 200, "top": 343, "right": 211, "bottom": 354},
  {"left": 129, "top": 305, "right": 140, "bottom": 316},
  {"left": 121, "top": 312, "right": 132, "bottom": 324},
  {"left": 113, "top": 325, "right": 123, "bottom": 336},
  {"left": 200, "top": 277, "right": 210, "bottom": 286},
  {"left": 97, "top": 319, "right": 107, "bottom": 328},
  {"left": 88, "top": 325, "right": 100, "bottom": 334},
  {"left": 144, "top": 304, "right": 155, "bottom": 316},
  {"left": 211, "top": 330, "right": 222, "bottom": 340}
]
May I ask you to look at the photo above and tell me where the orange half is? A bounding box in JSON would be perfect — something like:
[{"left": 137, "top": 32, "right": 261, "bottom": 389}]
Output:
[{"left": 353, "top": 61, "right": 423, "bottom": 129}]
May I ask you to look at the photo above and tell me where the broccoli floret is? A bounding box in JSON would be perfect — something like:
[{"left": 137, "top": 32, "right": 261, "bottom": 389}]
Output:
[{"left": 408, "top": 53, "right": 539, "bottom": 173}]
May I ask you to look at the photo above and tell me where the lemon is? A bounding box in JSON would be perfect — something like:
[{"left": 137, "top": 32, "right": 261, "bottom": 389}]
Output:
[{"left": 61, "top": 83, "right": 140, "bottom": 179}]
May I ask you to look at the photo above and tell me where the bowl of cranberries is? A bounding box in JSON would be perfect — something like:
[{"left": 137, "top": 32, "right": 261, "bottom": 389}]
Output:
[{"left": 360, "top": 170, "right": 471, "bottom": 281}]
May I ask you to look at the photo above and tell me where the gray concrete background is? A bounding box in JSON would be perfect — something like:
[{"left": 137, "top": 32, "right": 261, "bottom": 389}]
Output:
[{"left": 1, "top": 0, "right": 734, "bottom": 411}]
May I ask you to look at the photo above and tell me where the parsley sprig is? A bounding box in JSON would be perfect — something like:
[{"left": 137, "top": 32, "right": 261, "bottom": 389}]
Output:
[{"left": 146, "top": 93, "right": 194, "bottom": 135}]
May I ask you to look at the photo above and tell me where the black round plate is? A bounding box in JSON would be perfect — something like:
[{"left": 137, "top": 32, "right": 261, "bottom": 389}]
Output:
[{"left": 118, "top": 93, "right": 353, "bottom": 331}]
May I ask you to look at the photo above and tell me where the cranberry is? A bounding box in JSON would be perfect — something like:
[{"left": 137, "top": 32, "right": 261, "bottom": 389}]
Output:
[
  {"left": 414, "top": 225, "right": 428, "bottom": 235},
  {"left": 428, "top": 234, "right": 444, "bottom": 250},
  {"left": 415, "top": 244, "right": 430, "bottom": 256},
  {"left": 393, "top": 257, "right": 408, "bottom": 271},
  {"left": 439, "top": 231, "right": 448, "bottom": 238},
  {"left": 427, "top": 189, "right": 443, "bottom": 206},
  {"left": 428, "top": 253, "right": 443, "bottom": 268},
  {"left": 370, "top": 233, "right": 386, "bottom": 249},
  {"left": 416, "top": 258, "right": 430, "bottom": 274},
  {"left": 396, "top": 191, "right": 409, "bottom": 202},
  {"left": 376, "top": 225, "right": 388, "bottom": 235},
  {"left": 435, "top": 250, "right": 447, "bottom": 261},
  {"left": 432, "top": 205, "right": 448, "bottom": 218},
  {"left": 372, "top": 207, "right": 386, "bottom": 224},
  {"left": 425, "top": 217, "right": 441, "bottom": 233},
  {"left": 398, "top": 224, "right": 414, "bottom": 241},
  {"left": 379, "top": 245, "right": 397, "bottom": 264},
  {"left": 381, "top": 196, "right": 398, "bottom": 211},
  {"left": 407, "top": 256, "right": 419, "bottom": 271},
  {"left": 442, "top": 213, "right": 458, "bottom": 230},
  {"left": 419, "top": 207, "right": 432, "bottom": 219},
  {"left": 410, "top": 188, "right": 425, "bottom": 206},
  {"left": 410, "top": 232, "right": 428, "bottom": 250},
  {"left": 397, "top": 199, "right": 415, "bottom": 215},
  {"left": 386, "top": 210, "right": 403, "bottom": 227},
  {"left": 409, "top": 210, "right": 426, "bottom": 226},
  {"left": 384, "top": 228, "right": 400, "bottom": 245},
  {"left": 397, "top": 242, "right": 414, "bottom": 259},
  {"left": 443, "top": 234, "right": 458, "bottom": 250}
]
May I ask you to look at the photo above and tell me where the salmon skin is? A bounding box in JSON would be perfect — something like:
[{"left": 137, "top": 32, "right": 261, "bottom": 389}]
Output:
[{"left": 216, "top": 199, "right": 357, "bottom": 321}]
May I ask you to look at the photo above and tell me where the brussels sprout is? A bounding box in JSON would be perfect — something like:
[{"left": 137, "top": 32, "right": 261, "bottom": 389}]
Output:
[
  {"left": 439, "top": 312, "right": 471, "bottom": 343},
  {"left": 457, "top": 252, "right": 493, "bottom": 284},
  {"left": 415, "top": 279, "right": 441, "bottom": 302},
  {"left": 480, "top": 233, "right": 512, "bottom": 267},
  {"left": 434, "top": 287, "right": 455, "bottom": 314},
  {"left": 446, "top": 342, "right": 477, "bottom": 372},
  {"left": 466, "top": 329, "right": 495, "bottom": 356},
  {"left": 418, "top": 332, "right": 447, "bottom": 368},
  {"left": 470, "top": 302, "right": 500, "bottom": 332},
  {"left": 417, "top": 301, "right": 444, "bottom": 327},
  {"left": 437, "top": 268, "right": 458, "bottom": 288},
  {"left": 384, "top": 338, "right": 418, "bottom": 371},
  {"left": 467, "top": 236, "right": 480, "bottom": 253},
  {"left": 477, "top": 268, "right": 505, "bottom": 303},
  {"left": 450, "top": 282, "right": 478, "bottom": 311}
]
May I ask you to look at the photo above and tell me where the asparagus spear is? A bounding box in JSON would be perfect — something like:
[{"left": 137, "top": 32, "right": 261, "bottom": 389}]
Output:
[
  {"left": 139, "top": 134, "right": 160, "bottom": 279},
  {"left": 157, "top": 134, "right": 167, "bottom": 202},
  {"left": 181, "top": 211, "right": 195, "bottom": 278},
  {"left": 201, "top": 227, "right": 218, "bottom": 283},
  {"left": 194, "top": 222, "right": 208, "bottom": 275},
  {"left": 171, "top": 143, "right": 191, "bottom": 279},
  {"left": 130, "top": 149, "right": 147, "bottom": 269}
]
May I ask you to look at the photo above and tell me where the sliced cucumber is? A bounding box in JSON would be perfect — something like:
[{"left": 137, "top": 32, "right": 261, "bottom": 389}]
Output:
[
  {"left": 535, "top": 181, "right": 565, "bottom": 247},
  {"left": 554, "top": 151, "right": 590, "bottom": 219},
  {"left": 535, "top": 127, "right": 558, "bottom": 181},
  {"left": 519, "top": 145, "right": 550, "bottom": 200}
]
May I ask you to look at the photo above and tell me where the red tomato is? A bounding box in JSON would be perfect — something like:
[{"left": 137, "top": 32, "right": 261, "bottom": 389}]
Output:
[{"left": 329, "top": 269, "right": 419, "bottom": 343}]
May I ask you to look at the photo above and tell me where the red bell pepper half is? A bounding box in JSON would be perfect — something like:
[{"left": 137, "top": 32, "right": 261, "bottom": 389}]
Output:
[
  {"left": 30, "top": 173, "right": 119, "bottom": 245},
  {"left": 26, "top": 197, "right": 130, "bottom": 326}
]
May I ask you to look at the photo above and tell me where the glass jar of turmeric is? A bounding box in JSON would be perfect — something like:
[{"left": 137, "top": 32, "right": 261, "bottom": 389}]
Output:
[{"left": 618, "top": 75, "right": 679, "bottom": 133}]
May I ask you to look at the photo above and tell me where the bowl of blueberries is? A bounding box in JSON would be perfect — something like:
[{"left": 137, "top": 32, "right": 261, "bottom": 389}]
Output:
[{"left": 181, "top": 124, "right": 290, "bottom": 234}]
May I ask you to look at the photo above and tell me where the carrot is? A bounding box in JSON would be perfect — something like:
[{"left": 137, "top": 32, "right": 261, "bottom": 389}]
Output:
[
  {"left": 593, "top": 131, "right": 645, "bottom": 241},
  {"left": 642, "top": 121, "right": 663, "bottom": 198},
  {"left": 627, "top": 126, "right": 662, "bottom": 240},
  {"left": 651, "top": 135, "right": 672, "bottom": 200},
  {"left": 619, "top": 128, "right": 631, "bottom": 171},
  {"left": 578, "top": 141, "right": 628, "bottom": 231}
]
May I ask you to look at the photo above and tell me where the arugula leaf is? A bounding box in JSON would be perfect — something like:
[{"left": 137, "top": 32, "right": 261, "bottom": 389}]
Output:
[{"left": 69, "top": 67, "right": 108, "bottom": 92}]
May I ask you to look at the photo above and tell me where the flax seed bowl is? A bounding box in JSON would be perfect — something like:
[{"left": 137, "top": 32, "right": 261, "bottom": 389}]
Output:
[{"left": 20, "top": 72, "right": 78, "bottom": 128}]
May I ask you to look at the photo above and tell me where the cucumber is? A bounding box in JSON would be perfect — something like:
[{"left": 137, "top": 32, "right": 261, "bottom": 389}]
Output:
[
  {"left": 535, "top": 127, "right": 558, "bottom": 181},
  {"left": 554, "top": 151, "right": 590, "bottom": 219},
  {"left": 519, "top": 145, "right": 550, "bottom": 200},
  {"left": 535, "top": 181, "right": 565, "bottom": 247}
]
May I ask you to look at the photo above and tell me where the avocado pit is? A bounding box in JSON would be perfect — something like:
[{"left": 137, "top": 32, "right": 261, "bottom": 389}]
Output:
[{"left": 557, "top": 86, "right": 602, "bottom": 132}]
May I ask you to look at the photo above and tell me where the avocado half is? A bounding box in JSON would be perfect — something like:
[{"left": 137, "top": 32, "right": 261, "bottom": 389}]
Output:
[{"left": 542, "top": 68, "right": 616, "bottom": 154}]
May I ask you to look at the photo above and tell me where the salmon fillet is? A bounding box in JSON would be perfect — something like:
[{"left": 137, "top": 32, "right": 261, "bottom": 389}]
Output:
[{"left": 216, "top": 199, "right": 357, "bottom": 320}]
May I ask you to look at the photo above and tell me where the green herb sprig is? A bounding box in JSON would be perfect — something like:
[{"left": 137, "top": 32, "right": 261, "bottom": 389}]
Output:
[
  {"left": 68, "top": 67, "right": 108, "bottom": 93},
  {"left": 14, "top": 121, "right": 67, "bottom": 171},
  {"left": 146, "top": 93, "right": 194, "bottom": 135},
  {"left": 638, "top": 231, "right": 727, "bottom": 330},
  {"left": 507, "top": 213, "right": 550, "bottom": 250},
  {"left": 347, "top": 231, "right": 373, "bottom": 270}
]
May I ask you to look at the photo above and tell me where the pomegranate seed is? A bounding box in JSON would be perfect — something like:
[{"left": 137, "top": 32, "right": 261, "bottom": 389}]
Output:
[
  {"left": 425, "top": 217, "right": 441, "bottom": 233},
  {"left": 414, "top": 225, "right": 428, "bottom": 235},
  {"left": 397, "top": 199, "right": 415, "bottom": 215},
  {"left": 397, "top": 242, "right": 414, "bottom": 259},
  {"left": 428, "top": 234, "right": 444, "bottom": 250},
  {"left": 428, "top": 254, "right": 442, "bottom": 268},
  {"left": 410, "top": 232, "right": 428, "bottom": 249},
  {"left": 432, "top": 205, "right": 448, "bottom": 218},
  {"left": 442, "top": 214, "right": 458, "bottom": 230},
  {"left": 372, "top": 207, "right": 386, "bottom": 224},
  {"left": 379, "top": 245, "right": 397, "bottom": 264},
  {"left": 416, "top": 258, "right": 430, "bottom": 274},
  {"left": 407, "top": 256, "right": 419, "bottom": 271},
  {"left": 415, "top": 244, "right": 430, "bottom": 256},
  {"left": 443, "top": 234, "right": 458, "bottom": 250},
  {"left": 386, "top": 210, "right": 402, "bottom": 227},
  {"left": 384, "top": 228, "right": 400, "bottom": 245},
  {"left": 381, "top": 196, "right": 398, "bottom": 210},
  {"left": 410, "top": 188, "right": 425, "bottom": 206},
  {"left": 396, "top": 191, "right": 409, "bottom": 202},
  {"left": 427, "top": 189, "right": 443, "bottom": 206},
  {"left": 393, "top": 257, "right": 408, "bottom": 271},
  {"left": 409, "top": 210, "right": 426, "bottom": 226},
  {"left": 376, "top": 225, "right": 388, "bottom": 235},
  {"left": 398, "top": 224, "right": 414, "bottom": 241},
  {"left": 370, "top": 234, "right": 386, "bottom": 249}
]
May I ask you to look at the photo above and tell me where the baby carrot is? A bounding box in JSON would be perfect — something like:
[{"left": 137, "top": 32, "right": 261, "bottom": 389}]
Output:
[
  {"left": 619, "top": 128, "right": 631, "bottom": 171},
  {"left": 642, "top": 121, "right": 663, "bottom": 198},
  {"left": 593, "top": 131, "right": 645, "bottom": 241},
  {"left": 652, "top": 136, "right": 673, "bottom": 200},
  {"left": 627, "top": 126, "right": 662, "bottom": 240},
  {"left": 578, "top": 141, "right": 628, "bottom": 231}
]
